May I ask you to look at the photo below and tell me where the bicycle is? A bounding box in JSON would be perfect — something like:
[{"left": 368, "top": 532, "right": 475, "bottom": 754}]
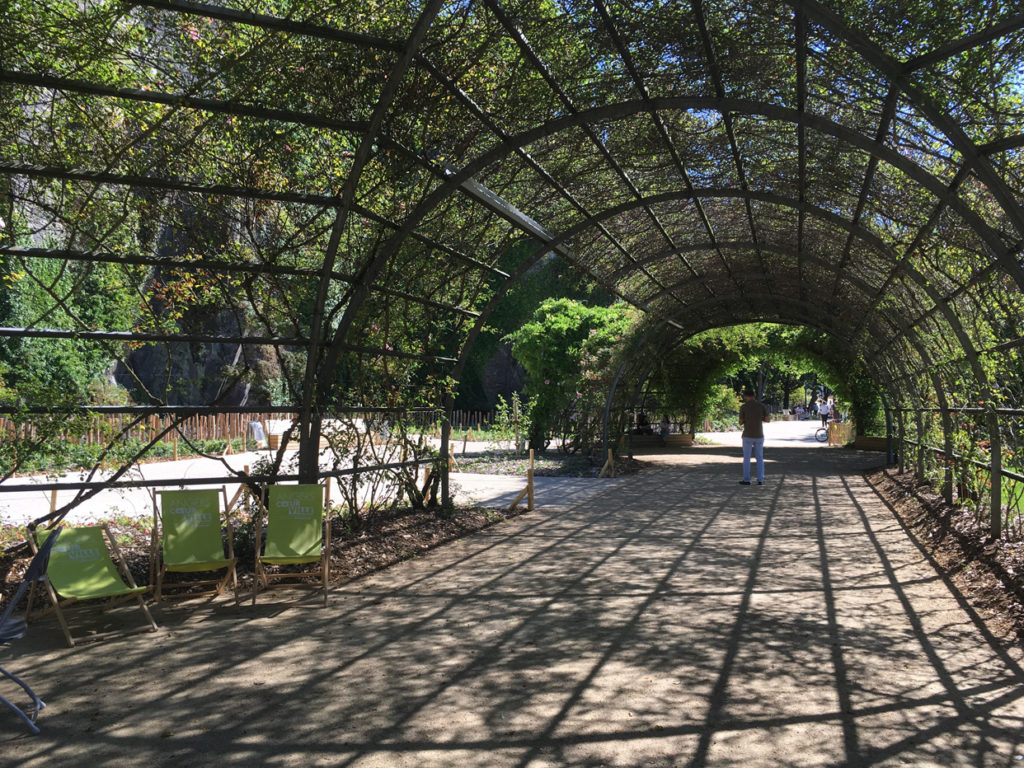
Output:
[{"left": 815, "top": 415, "right": 842, "bottom": 443}]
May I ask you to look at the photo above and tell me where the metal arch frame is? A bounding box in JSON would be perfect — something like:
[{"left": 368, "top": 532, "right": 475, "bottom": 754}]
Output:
[
  {"left": 689, "top": 0, "right": 777, "bottom": 306},
  {"left": 60, "top": 0, "right": 1017, "bottom": 292},
  {"left": 298, "top": 95, "right": 1018, "bottom": 319},
  {"left": 129, "top": 0, "right": 406, "bottom": 52},
  {"left": 864, "top": 251, "right": 1022, "bottom": 363},
  {"left": 3, "top": 0, "right": 1022, "bottom": 527},
  {"left": 294, "top": 0, "right": 446, "bottom": 483},
  {"left": 447, "top": 178, "right": 1002, "bottom": 451},
  {"left": 597, "top": 302, "right": 904, "bottom": 450},
  {"left": 436, "top": 180, "right": 993, "bottom": 500},
  {"left": 69, "top": 0, "right": 1021, "bottom": 291},
  {"left": 480, "top": 0, "right": 704, "bottom": 304},
  {"left": 0, "top": 69, "right": 370, "bottom": 135},
  {"left": 498, "top": 185, "right": 940, "bottom": 305},
  {"left": 639, "top": 240, "right": 897, "bottom": 306},
  {"left": 8, "top": 97, "right": 1014, "bottom": 331},
  {"left": 787, "top": 0, "right": 1024, "bottom": 243},
  {"left": 0, "top": 245, "right": 481, "bottom": 319},
  {"left": 644, "top": 273, "right": 945, "bottom": 394},
  {"left": 588, "top": 0, "right": 726, "bottom": 300},
  {"left": 848, "top": 166, "right": 971, "bottom": 343},
  {"left": 644, "top": 248, "right": 901, "bottom": 324}
]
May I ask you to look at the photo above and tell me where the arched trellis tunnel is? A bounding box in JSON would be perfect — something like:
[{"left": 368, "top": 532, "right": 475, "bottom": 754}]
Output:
[{"left": 0, "top": 1, "right": 1022, "bottom": 535}]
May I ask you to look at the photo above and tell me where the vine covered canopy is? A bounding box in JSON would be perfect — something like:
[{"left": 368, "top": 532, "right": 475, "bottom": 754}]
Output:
[{"left": 1, "top": 0, "right": 1023, "bottom": 528}]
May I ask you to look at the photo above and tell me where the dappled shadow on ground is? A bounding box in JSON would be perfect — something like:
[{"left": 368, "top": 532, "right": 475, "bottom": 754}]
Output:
[{"left": 3, "top": 445, "right": 1023, "bottom": 766}]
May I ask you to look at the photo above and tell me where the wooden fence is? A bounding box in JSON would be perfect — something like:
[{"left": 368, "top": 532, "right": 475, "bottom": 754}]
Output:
[
  {"left": 0, "top": 412, "right": 294, "bottom": 452},
  {"left": 0, "top": 409, "right": 499, "bottom": 449}
]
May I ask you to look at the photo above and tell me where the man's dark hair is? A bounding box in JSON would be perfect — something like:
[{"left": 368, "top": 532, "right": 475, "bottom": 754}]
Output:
[{"left": 742, "top": 389, "right": 755, "bottom": 398}]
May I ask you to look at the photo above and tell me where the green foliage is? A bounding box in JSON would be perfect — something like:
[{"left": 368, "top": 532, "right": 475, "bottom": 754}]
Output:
[
  {"left": 490, "top": 392, "right": 534, "bottom": 452},
  {"left": 455, "top": 244, "right": 612, "bottom": 409},
  {"left": 649, "top": 324, "right": 884, "bottom": 436},
  {"left": 506, "top": 298, "right": 638, "bottom": 453}
]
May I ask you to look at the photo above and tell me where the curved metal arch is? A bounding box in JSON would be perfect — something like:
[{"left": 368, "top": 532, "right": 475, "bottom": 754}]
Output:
[
  {"left": 623, "top": 303, "right": 908, "bottom": 417},
  {"left": 296, "top": 0, "right": 445, "bottom": 482},
  {"left": 652, "top": 295, "right": 893, "bottom": 354},
  {"left": 307, "top": 22, "right": 1018, "bottom": 478},
  {"left": 523, "top": 187, "right": 911, "bottom": 291},
  {"left": 639, "top": 242, "right": 896, "bottom": 307},
  {"left": 321, "top": 96, "right": 1021, "bottom": 373},
  {"left": 426, "top": 97, "right": 1018, "bottom": 276},
  {"left": 442, "top": 191, "right": 969, "bottom": 431},
  {"left": 788, "top": 0, "right": 1024, "bottom": 243},
  {"left": 530, "top": 186, "right": 996, "bottom": 399}
]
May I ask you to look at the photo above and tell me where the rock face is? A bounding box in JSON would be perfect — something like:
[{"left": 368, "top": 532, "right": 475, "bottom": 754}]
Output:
[
  {"left": 481, "top": 344, "right": 525, "bottom": 409},
  {"left": 114, "top": 307, "right": 280, "bottom": 406}
]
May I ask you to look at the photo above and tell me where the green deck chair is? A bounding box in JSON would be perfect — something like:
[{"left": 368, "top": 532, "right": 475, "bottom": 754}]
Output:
[
  {"left": 253, "top": 484, "right": 330, "bottom": 606},
  {"left": 152, "top": 488, "right": 238, "bottom": 604},
  {"left": 30, "top": 526, "right": 158, "bottom": 648}
]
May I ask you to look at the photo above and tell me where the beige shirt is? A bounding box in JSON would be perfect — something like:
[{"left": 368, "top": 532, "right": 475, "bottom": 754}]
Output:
[{"left": 739, "top": 400, "right": 768, "bottom": 439}]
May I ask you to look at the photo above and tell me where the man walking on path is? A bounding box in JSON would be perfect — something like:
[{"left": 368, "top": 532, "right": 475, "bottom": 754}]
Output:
[
  {"left": 738, "top": 389, "right": 770, "bottom": 485},
  {"left": 818, "top": 397, "right": 831, "bottom": 427}
]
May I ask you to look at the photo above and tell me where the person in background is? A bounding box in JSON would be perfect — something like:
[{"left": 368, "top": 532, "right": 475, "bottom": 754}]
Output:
[
  {"left": 818, "top": 397, "right": 831, "bottom": 428},
  {"left": 738, "top": 389, "right": 770, "bottom": 485},
  {"left": 659, "top": 416, "right": 671, "bottom": 438}
]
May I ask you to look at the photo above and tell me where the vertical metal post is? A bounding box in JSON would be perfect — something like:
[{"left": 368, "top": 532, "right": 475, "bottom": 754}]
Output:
[
  {"left": 987, "top": 407, "right": 1002, "bottom": 539},
  {"left": 915, "top": 408, "right": 924, "bottom": 479},
  {"left": 440, "top": 406, "right": 451, "bottom": 510},
  {"left": 940, "top": 408, "right": 954, "bottom": 504},
  {"left": 897, "top": 408, "right": 906, "bottom": 474},
  {"left": 881, "top": 393, "right": 894, "bottom": 465}
]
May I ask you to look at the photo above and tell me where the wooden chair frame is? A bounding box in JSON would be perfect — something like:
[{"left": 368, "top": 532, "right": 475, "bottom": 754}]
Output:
[
  {"left": 150, "top": 487, "right": 239, "bottom": 604},
  {"left": 252, "top": 483, "right": 331, "bottom": 607},
  {"left": 28, "top": 525, "right": 158, "bottom": 648}
]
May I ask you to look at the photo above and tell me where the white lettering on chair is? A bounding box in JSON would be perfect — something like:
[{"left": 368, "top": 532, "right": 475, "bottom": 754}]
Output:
[
  {"left": 54, "top": 543, "right": 101, "bottom": 562},
  {"left": 277, "top": 498, "right": 316, "bottom": 520},
  {"left": 167, "top": 506, "right": 213, "bottom": 526}
]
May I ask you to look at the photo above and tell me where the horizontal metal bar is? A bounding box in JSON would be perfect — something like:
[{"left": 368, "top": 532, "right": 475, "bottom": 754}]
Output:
[
  {"left": 0, "top": 405, "right": 441, "bottom": 415},
  {"left": 0, "top": 246, "right": 480, "bottom": 318},
  {"left": 2, "top": 175, "right": 507, "bottom": 286},
  {"left": 0, "top": 459, "right": 438, "bottom": 493},
  {"left": 130, "top": 0, "right": 405, "bottom": 52},
  {"left": 0, "top": 162, "right": 338, "bottom": 206},
  {"left": 902, "top": 13, "right": 1024, "bottom": 72},
  {"left": 0, "top": 69, "right": 368, "bottom": 133},
  {"left": 901, "top": 438, "right": 1024, "bottom": 483},
  {"left": 0, "top": 326, "right": 307, "bottom": 345},
  {"left": 348, "top": 192, "right": 510, "bottom": 280},
  {"left": 892, "top": 407, "right": 1024, "bottom": 416},
  {"left": 333, "top": 342, "right": 457, "bottom": 363}
]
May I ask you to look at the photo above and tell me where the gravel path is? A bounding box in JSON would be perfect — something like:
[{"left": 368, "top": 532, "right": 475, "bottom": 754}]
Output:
[{"left": 3, "top": 443, "right": 1023, "bottom": 766}]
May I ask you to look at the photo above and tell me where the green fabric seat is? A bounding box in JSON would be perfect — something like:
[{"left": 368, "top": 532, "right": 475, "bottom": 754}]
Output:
[
  {"left": 43, "top": 527, "right": 147, "bottom": 601},
  {"left": 159, "top": 490, "right": 233, "bottom": 571},
  {"left": 254, "top": 484, "right": 330, "bottom": 606},
  {"left": 33, "top": 526, "right": 157, "bottom": 647},
  {"left": 154, "top": 488, "right": 237, "bottom": 602},
  {"left": 262, "top": 484, "right": 325, "bottom": 564}
]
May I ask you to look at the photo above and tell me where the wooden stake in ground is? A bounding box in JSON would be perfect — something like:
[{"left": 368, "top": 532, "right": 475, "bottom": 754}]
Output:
[{"left": 506, "top": 449, "right": 535, "bottom": 512}]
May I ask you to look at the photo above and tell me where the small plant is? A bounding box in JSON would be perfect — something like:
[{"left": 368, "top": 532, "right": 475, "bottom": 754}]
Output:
[{"left": 491, "top": 392, "right": 534, "bottom": 453}]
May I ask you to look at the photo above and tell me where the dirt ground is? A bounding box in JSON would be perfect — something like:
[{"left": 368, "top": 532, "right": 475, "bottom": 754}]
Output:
[{"left": 3, "top": 444, "right": 1023, "bottom": 766}]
